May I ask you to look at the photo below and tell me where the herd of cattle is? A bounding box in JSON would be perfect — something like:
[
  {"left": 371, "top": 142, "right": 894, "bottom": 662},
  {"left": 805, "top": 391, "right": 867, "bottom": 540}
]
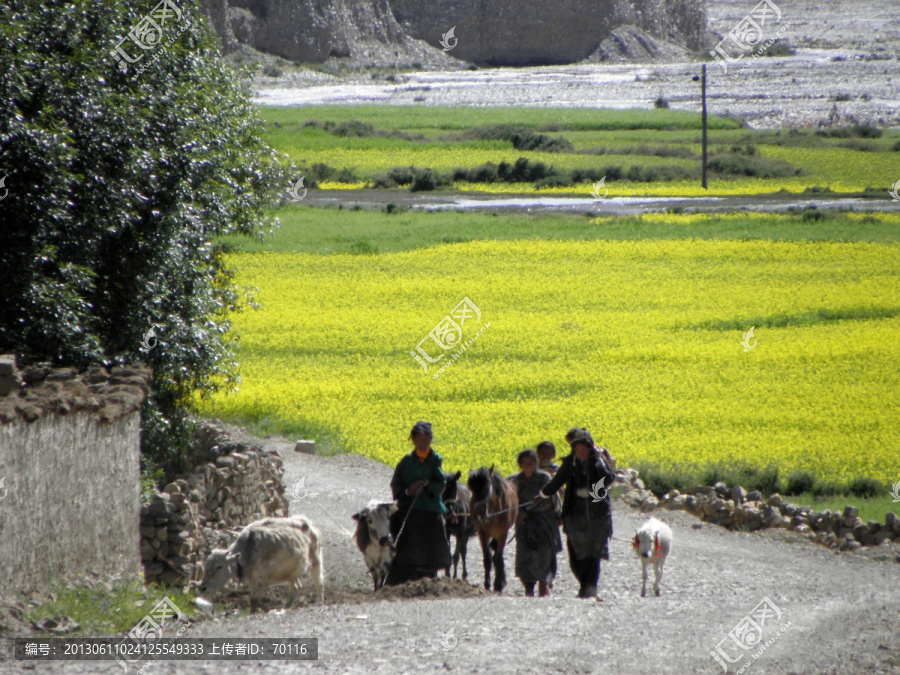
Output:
[{"left": 196, "top": 469, "right": 673, "bottom": 610}]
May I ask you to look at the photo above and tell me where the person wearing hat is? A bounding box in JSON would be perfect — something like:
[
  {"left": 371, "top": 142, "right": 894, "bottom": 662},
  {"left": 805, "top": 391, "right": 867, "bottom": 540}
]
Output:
[
  {"left": 566, "top": 427, "right": 617, "bottom": 473},
  {"left": 509, "top": 449, "right": 562, "bottom": 597},
  {"left": 533, "top": 430, "right": 616, "bottom": 599},
  {"left": 385, "top": 421, "right": 451, "bottom": 585}
]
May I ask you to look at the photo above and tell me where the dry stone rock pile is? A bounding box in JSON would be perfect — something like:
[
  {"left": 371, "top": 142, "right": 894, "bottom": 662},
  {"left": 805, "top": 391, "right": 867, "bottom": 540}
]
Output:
[
  {"left": 140, "top": 420, "right": 290, "bottom": 587},
  {"left": 617, "top": 470, "right": 900, "bottom": 553}
]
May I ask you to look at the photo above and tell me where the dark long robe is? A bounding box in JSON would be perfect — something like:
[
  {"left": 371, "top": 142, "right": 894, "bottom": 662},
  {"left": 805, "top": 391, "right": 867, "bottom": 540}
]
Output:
[
  {"left": 510, "top": 471, "right": 562, "bottom": 585},
  {"left": 385, "top": 450, "right": 451, "bottom": 585},
  {"left": 540, "top": 450, "right": 615, "bottom": 561}
]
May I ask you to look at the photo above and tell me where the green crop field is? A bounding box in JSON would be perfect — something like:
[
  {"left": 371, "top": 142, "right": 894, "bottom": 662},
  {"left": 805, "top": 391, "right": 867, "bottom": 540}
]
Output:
[{"left": 258, "top": 105, "right": 900, "bottom": 196}]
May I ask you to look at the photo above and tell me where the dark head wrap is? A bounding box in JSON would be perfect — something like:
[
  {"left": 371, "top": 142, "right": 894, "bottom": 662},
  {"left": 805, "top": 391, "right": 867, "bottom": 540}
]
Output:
[
  {"left": 517, "top": 448, "right": 538, "bottom": 466},
  {"left": 569, "top": 428, "right": 595, "bottom": 449},
  {"left": 409, "top": 420, "right": 434, "bottom": 439},
  {"left": 536, "top": 441, "right": 556, "bottom": 457},
  {"left": 565, "top": 427, "right": 582, "bottom": 442}
]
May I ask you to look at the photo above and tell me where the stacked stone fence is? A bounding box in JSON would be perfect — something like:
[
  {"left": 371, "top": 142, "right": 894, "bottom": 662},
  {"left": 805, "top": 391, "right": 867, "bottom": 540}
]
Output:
[
  {"left": 615, "top": 468, "right": 900, "bottom": 553},
  {"left": 140, "top": 419, "right": 290, "bottom": 587}
]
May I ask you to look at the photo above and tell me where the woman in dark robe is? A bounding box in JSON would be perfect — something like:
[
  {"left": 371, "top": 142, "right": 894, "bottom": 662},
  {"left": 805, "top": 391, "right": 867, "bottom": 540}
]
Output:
[
  {"left": 534, "top": 430, "right": 616, "bottom": 599},
  {"left": 385, "top": 421, "right": 451, "bottom": 585},
  {"left": 510, "top": 449, "right": 562, "bottom": 597}
]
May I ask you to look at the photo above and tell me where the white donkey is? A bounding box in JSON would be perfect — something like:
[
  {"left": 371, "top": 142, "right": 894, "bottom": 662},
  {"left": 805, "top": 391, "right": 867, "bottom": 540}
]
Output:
[{"left": 633, "top": 517, "right": 672, "bottom": 597}]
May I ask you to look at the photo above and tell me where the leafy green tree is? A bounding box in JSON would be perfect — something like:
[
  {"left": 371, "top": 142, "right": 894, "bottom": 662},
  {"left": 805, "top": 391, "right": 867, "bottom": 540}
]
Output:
[{"left": 0, "top": 0, "right": 289, "bottom": 477}]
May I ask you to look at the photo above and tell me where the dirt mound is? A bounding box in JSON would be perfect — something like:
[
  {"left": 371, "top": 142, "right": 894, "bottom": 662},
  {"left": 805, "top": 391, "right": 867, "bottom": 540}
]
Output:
[
  {"left": 208, "top": 578, "right": 486, "bottom": 615},
  {"left": 583, "top": 24, "right": 692, "bottom": 63},
  {"left": 373, "top": 578, "right": 489, "bottom": 600}
]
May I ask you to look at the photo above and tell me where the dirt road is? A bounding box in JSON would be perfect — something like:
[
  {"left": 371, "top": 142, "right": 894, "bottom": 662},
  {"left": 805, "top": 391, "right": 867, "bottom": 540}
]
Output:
[{"left": 12, "top": 439, "right": 899, "bottom": 674}]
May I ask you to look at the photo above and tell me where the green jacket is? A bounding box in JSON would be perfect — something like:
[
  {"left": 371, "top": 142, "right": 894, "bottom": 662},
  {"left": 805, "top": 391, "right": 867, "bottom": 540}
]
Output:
[{"left": 390, "top": 450, "right": 448, "bottom": 514}]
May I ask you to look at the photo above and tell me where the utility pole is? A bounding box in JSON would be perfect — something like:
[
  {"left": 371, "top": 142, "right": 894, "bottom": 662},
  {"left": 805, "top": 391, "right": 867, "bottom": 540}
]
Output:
[
  {"left": 701, "top": 63, "right": 708, "bottom": 190},
  {"left": 693, "top": 64, "right": 708, "bottom": 190},
  {"left": 691, "top": 63, "right": 709, "bottom": 190}
]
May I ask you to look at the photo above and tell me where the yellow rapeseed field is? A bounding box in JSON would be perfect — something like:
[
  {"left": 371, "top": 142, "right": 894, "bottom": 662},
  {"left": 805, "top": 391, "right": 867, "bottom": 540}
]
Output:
[{"left": 199, "top": 239, "right": 900, "bottom": 485}]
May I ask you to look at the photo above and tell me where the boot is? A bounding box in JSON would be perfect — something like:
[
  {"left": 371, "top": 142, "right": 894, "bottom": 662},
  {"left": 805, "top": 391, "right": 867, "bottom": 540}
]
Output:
[
  {"left": 538, "top": 581, "right": 550, "bottom": 597},
  {"left": 523, "top": 582, "right": 535, "bottom": 597},
  {"left": 583, "top": 583, "right": 597, "bottom": 599}
]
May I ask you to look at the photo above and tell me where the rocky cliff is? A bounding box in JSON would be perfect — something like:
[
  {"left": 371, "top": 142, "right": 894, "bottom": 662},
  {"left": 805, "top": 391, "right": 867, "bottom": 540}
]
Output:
[
  {"left": 390, "top": 0, "right": 706, "bottom": 66},
  {"left": 204, "top": 0, "right": 706, "bottom": 66}
]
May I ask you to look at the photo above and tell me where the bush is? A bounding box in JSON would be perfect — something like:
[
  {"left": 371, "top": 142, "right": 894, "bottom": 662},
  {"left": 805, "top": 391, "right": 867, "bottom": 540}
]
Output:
[
  {"left": 853, "top": 124, "right": 882, "bottom": 139},
  {"left": 497, "top": 157, "right": 557, "bottom": 182},
  {"left": 330, "top": 120, "right": 377, "bottom": 137},
  {"left": 410, "top": 169, "right": 437, "bottom": 192},
  {"left": 452, "top": 163, "right": 500, "bottom": 183},
  {"left": 811, "top": 482, "right": 840, "bottom": 497},
  {"left": 800, "top": 206, "right": 825, "bottom": 221},
  {"left": 534, "top": 175, "right": 574, "bottom": 189},
  {"left": 262, "top": 65, "right": 283, "bottom": 78},
  {"left": 784, "top": 471, "right": 817, "bottom": 495},
  {"left": 892, "top": 140, "right": 900, "bottom": 152},
  {"left": 707, "top": 150, "right": 800, "bottom": 178},
  {"left": 0, "top": 0, "right": 289, "bottom": 479},
  {"left": 463, "top": 124, "right": 529, "bottom": 142},
  {"left": 848, "top": 477, "right": 881, "bottom": 498},
  {"left": 701, "top": 466, "right": 730, "bottom": 487},
  {"left": 463, "top": 125, "right": 573, "bottom": 153},
  {"left": 510, "top": 131, "right": 573, "bottom": 153},
  {"left": 815, "top": 128, "right": 851, "bottom": 139},
  {"left": 638, "top": 466, "right": 692, "bottom": 497},
  {"left": 625, "top": 165, "right": 697, "bottom": 182},
  {"left": 838, "top": 140, "right": 880, "bottom": 152},
  {"left": 654, "top": 96, "right": 669, "bottom": 109},
  {"left": 749, "top": 465, "right": 780, "bottom": 495},
  {"left": 571, "top": 167, "right": 614, "bottom": 183},
  {"left": 387, "top": 166, "right": 416, "bottom": 185}
]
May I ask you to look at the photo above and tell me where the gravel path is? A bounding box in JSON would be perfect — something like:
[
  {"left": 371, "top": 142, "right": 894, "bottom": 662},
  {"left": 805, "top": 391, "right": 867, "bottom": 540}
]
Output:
[{"left": 11, "top": 442, "right": 899, "bottom": 674}]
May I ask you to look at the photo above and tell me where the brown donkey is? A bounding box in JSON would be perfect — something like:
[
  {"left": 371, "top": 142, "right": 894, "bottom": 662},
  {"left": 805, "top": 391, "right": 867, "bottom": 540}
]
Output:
[{"left": 467, "top": 465, "right": 518, "bottom": 592}]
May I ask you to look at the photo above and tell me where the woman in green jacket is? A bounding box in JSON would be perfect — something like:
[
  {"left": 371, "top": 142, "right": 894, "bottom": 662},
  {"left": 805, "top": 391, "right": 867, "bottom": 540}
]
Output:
[{"left": 385, "top": 421, "right": 451, "bottom": 585}]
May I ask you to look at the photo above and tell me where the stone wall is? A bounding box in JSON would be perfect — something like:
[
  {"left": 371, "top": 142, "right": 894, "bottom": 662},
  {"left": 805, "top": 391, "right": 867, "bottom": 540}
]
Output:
[
  {"left": 0, "top": 358, "right": 150, "bottom": 596},
  {"left": 617, "top": 470, "right": 900, "bottom": 552},
  {"left": 140, "top": 419, "right": 289, "bottom": 587}
]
